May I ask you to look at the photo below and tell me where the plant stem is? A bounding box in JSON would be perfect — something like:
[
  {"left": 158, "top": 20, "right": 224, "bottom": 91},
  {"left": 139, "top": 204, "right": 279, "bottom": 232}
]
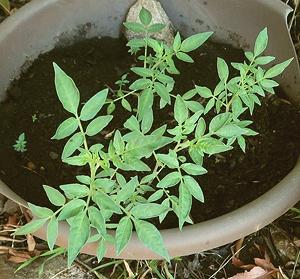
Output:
[
  {"left": 144, "top": 33, "right": 148, "bottom": 68},
  {"left": 106, "top": 90, "right": 137, "bottom": 104},
  {"left": 76, "top": 115, "right": 89, "bottom": 151}
]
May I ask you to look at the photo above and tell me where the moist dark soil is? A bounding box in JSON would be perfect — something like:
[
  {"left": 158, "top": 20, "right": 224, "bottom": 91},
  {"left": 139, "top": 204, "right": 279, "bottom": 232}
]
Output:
[{"left": 1, "top": 37, "right": 300, "bottom": 228}]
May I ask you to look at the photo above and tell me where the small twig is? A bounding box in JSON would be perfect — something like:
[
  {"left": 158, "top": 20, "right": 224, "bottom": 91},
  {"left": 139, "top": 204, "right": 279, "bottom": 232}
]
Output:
[
  {"left": 91, "top": 259, "right": 123, "bottom": 272},
  {"left": 49, "top": 265, "right": 73, "bottom": 279},
  {"left": 76, "top": 258, "right": 108, "bottom": 279},
  {"left": 208, "top": 244, "right": 246, "bottom": 279},
  {"left": 105, "top": 83, "right": 117, "bottom": 95}
]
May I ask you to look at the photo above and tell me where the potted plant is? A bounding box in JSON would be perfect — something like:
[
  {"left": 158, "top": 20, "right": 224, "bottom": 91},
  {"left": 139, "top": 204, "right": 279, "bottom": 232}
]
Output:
[{"left": 0, "top": 0, "right": 299, "bottom": 263}]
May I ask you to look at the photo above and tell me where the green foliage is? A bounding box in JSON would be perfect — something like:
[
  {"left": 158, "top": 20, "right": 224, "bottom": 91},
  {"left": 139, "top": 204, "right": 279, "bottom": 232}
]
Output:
[
  {"left": 14, "top": 7, "right": 293, "bottom": 267},
  {"left": 13, "top": 132, "right": 27, "bottom": 152},
  {"left": 0, "top": 0, "right": 10, "bottom": 15}
]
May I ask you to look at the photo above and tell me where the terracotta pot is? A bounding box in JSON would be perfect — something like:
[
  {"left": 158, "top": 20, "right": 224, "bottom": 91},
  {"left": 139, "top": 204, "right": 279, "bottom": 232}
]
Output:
[{"left": 0, "top": 0, "right": 299, "bottom": 260}]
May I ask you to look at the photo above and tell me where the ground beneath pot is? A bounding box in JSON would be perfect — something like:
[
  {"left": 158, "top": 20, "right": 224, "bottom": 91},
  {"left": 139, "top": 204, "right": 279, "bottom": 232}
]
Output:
[{"left": 0, "top": 37, "right": 300, "bottom": 228}]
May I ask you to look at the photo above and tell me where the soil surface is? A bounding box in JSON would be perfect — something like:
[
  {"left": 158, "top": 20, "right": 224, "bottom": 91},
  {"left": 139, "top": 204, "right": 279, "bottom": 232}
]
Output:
[
  {"left": 0, "top": 255, "right": 95, "bottom": 279},
  {"left": 1, "top": 37, "right": 300, "bottom": 228}
]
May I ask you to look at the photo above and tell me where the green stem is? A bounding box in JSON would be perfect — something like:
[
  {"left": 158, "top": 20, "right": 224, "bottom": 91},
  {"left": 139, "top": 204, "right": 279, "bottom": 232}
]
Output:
[
  {"left": 76, "top": 115, "right": 89, "bottom": 151},
  {"left": 106, "top": 90, "right": 137, "bottom": 104},
  {"left": 144, "top": 32, "right": 148, "bottom": 68}
]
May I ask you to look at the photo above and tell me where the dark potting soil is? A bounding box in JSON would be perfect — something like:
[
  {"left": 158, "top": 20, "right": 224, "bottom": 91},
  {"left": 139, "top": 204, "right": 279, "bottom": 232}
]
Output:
[{"left": 1, "top": 37, "right": 300, "bottom": 228}]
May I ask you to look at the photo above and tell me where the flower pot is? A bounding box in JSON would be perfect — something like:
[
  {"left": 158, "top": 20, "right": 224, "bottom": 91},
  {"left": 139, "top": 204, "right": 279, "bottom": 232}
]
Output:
[{"left": 0, "top": 0, "right": 299, "bottom": 260}]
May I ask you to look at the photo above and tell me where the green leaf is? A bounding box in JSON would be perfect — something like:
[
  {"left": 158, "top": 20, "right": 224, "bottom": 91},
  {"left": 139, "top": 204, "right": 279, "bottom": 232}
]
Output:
[
  {"left": 181, "top": 163, "right": 207, "bottom": 176},
  {"left": 107, "top": 102, "right": 116, "bottom": 114},
  {"left": 93, "top": 191, "right": 122, "bottom": 214},
  {"left": 86, "top": 115, "right": 113, "bottom": 136},
  {"left": 62, "top": 132, "right": 84, "bottom": 159},
  {"left": 157, "top": 151, "right": 179, "bottom": 169},
  {"left": 0, "top": 0, "right": 10, "bottom": 11},
  {"left": 127, "top": 38, "right": 145, "bottom": 49},
  {"left": 68, "top": 212, "right": 90, "bottom": 266},
  {"left": 255, "top": 56, "right": 275, "bottom": 65},
  {"left": 96, "top": 239, "right": 107, "bottom": 263},
  {"left": 123, "top": 22, "right": 145, "bottom": 33},
  {"left": 195, "top": 117, "right": 206, "bottom": 138},
  {"left": 176, "top": 52, "right": 194, "bottom": 63},
  {"left": 260, "top": 79, "right": 279, "bottom": 88},
  {"left": 148, "top": 23, "right": 165, "bottom": 33},
  {"left": 264, "top": 58, "right": 293, "bottom": 79},
  {"left": 178, "top": 183, "right": 192, "bottom": 230},
  {"left": 141, "top": 108, "right": 153, "bottom": 134},
  {"left": 195, "top": 86, "right": 213, "bottom": 98},
  {"left": 60, "top": 184, "right": 90, "bottom": 199},
  {"left": 47, "top": 217, "right": 58, "bottom": 250},
  {"left": 80, "top": 89, "right": 108, "bottom": 121},
  {"left": 52, "top": 117, "right": 78, "bottom": 140},
  {"left": 188, "top": 146, "right": 203, "bottom": 165},
  {"left": 116, "top": 217, "right": 132, "bottom": 255},
  {"left": 154, "top": 82, "right": 170, "bottom": 103},
  {"left": 209, "top": 112, "right": 230, "bottom": 132},
  {"left": 204, "top": 98, "right": 215, "bottom": 114},
  {"left": 180, "top": 32, "right": 213, "bottom": 52},
  {"left": 182, "top": 88, "right": 198, "bottom": 100},
  {"left": 183, "top": 176, "right": 204, "bottom": 202},
  {"left": 88, "top": 206, "right": 106, "bottom": 236},
  {"left": 43, "top": 185, "right": 66, "bottom": 206},
  {"left": 216, "top": 124, "right": 246, "bottom": 138},
  {"left": 28, "top": 203, "right": 53, "bottom": 219},
  {"left": 139, "top": 7, "right": 152, "bottom": 26},
  {"left": 173, "top": 32, "right": 181, "bottom": 52},
  {"left": 113, "top": 130, "right": 125, "bottom": 154},
  {"left": 146, "top": 38, "right": 163, "bottom": 52},
  {"left": 124, "top": 116, "right": 140, "bottom": 132},
  {"left": 174, "top": 95, "right": 188, "bottom": 124},
  {"left": 197, "top": 137, "right": 232, "bottom": 155},
  {"left": 156, "top": 73, "right": 174, "bottom": 84},
  {"left": 131, "top": 67, "right": 153, "bottom": 77},
  {"left": 217, "top": 58, "right": 229, "bottom": 81},
  {"left": 89, "top": 144, "right": 104, "bottom": 154},
  {"left": 157, "top": 172, "right": 181, "bottom": 188},
  {"left": 138, "top": 88, "right": 153, "bottom": 119},
  {"left": 254, "top": 28, "right": 268, "bottom": 57},
  {"left": 131, "top": 203, "right": 168, "bottom": 219},
  {"left": 185, "top": 101, "right": 204, "bottom": 113},
  {"left": 159, "top": 199, "right": 170, "bottom": 223},
  {"left": 116, "top": 176, "right": 139, "bottom": 203},
  {"left": 232, "top": 97, "right": 245, "bottom": 117},
  {"left": 148, "top": 189, "right": 164, "bottom": 202},
  {"left": 53, "top": 63, "right": 80, "bottom": 115},
  {"left": 76, "top": 175, "right": 91, "bottom": 185},
  {"left": 57, "top": 199, "right": 86, "bottom": 221},
  {"left": 134, "top": 220, "right": 169, "bottom": 260},
  {"left": 237, "top": 136, "right": 246, "bottom": 152},
  {"left": 96, "top": 177, "right": 114, "bottom": 192},
  {"left": 129, "top": 78, "right": 152, "bottom": 91},
  {"left": 14, "top": 219, "right": 47, "bottom": 236},
  {"left": 245, "top": 51, "right": 254, "bottom": 61},
  {"left": 63, "top": 155, "right": 88, "bottom": 166}
]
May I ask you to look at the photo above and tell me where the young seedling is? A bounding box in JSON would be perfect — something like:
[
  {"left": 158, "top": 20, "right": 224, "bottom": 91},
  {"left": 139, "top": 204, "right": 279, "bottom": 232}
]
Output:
[
  {"left": 13, "top": 132, "right": 27, "bottom": 153},
  {"left": 32, "top": 113, "right": 38, "bottom": 123},
  {"left": 14, "top": 7, "right": 293, "bottom": 266}
]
